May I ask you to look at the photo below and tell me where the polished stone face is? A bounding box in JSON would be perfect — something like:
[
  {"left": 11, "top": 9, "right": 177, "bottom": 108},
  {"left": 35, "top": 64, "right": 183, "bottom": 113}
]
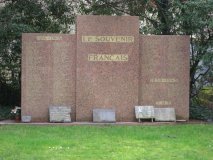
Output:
[
  {"left": 21, "top": 33, "right": 76, "bottom": 122},
  {"left": 76, "top": 15, "right": 140, "bottom": 121},
  {"left": 139, "top": 36, "right": 190, "bottom": 119}
]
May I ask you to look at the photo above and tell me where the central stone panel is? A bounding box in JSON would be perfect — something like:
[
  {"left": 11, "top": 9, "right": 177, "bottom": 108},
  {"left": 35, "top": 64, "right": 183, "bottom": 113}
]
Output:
[{"left": 76, "top": 16, "right": 139, "bottom": 121}]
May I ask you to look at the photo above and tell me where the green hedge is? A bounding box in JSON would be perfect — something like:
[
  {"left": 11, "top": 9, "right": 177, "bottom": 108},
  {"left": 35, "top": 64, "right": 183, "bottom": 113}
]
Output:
[
  {"left": 0, "top": 106, "right": 13, "bottom": 120},
  {"left": 190, "top": 105, "right": 213, "bottom": 121}
]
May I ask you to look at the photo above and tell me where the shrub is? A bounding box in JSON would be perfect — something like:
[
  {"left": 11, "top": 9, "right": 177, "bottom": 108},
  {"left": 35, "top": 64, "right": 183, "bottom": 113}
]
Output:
[
  {"left": 0, "top": 106, "right": 13, "bottom": 120},
  {"left": 190, "top": 105, "right": 213, "bottom": 121}
]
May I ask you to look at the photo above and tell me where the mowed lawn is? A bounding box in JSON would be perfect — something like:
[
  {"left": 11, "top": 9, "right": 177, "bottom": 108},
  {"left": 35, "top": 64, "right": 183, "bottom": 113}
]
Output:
[{"left": 0, "top": 124, "right": 212, "bottom": 160}]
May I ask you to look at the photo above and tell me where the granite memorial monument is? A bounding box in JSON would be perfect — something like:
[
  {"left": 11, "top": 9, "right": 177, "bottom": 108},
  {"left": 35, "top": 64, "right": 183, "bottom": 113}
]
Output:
[{"left": 21, "top": 15, "right": 190, "bottom": 122}]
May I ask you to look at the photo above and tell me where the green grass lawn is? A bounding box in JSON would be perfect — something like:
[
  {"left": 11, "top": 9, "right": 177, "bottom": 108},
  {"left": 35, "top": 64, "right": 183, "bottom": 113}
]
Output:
[{"left": 0, "top": 124, "right": 212, "bottom": 160}]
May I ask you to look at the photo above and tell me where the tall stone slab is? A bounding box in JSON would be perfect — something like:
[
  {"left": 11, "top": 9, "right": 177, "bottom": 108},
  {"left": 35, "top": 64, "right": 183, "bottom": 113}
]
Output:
[
  {"left": 22, "top": 33, "right": 76, "bottom": 122},
  {"left": 139, "top": 36, "right": 190, "bottom": 120},
  {"left": 76, "top": 16, "right": 139, "bottom": 121}
]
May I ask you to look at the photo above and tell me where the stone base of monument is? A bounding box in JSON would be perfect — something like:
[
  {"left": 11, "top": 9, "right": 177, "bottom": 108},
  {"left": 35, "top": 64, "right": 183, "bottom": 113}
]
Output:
[
  {"left": 93, "top": 109, "right": 116, "bottom": 123},
  {"left": 135, "top": 106, "right": 154, "bottom": 122},
  {"left": 49, "top": 106, "right": 71, "bottom": 123},
  {"left": 21, "top": 116, "right": 31, "bottom": 123},
  {"left": 154, "top": 108, "right": 176, "bottom": 122}
]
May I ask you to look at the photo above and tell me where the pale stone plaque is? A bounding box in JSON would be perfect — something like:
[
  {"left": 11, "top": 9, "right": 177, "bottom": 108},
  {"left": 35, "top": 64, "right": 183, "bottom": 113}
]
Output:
[
  {"left": 49, "top": 106, "right": 71, "bottom": 123},
  {"left": 21, "top": 116, "right": 31, "bottom": 123},
  {"left": 154, "top": 108, "right": 176, "bottom": 122},
  {"left": 135, "top": 106, "right": 154, "bottom": 122},
  {"left": 93, "top": 109, "right": 116, "bottom": 122}
]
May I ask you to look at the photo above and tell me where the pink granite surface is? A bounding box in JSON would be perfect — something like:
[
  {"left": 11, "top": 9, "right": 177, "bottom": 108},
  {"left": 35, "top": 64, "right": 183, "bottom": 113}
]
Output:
[
  {"left": 22, "top": 33, "right": 76, "bottom": 122},
  {"left": 76, "top": 16, "right": 139, "bottom": 121},
  {"left": 139, "top": 36, "right": 190, "bottom": 119}
]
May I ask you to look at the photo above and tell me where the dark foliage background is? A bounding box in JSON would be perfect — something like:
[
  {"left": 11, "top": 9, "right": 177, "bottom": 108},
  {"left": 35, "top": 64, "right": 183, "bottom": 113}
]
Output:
[{"left": 0, "top": 0, "right": 212, "bottom": 120}]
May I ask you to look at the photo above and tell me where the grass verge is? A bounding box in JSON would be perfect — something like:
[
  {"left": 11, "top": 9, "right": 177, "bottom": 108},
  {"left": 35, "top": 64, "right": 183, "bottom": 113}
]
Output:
[{"left": 0, "top": 124, "right": 212, "bottom": 160}]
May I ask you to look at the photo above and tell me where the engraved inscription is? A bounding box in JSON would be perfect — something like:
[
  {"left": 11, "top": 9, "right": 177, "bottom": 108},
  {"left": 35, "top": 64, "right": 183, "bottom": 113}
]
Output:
[
  {"left": 49, "top": 106, "right": 71, "bottom": 122},
  {"left": 36, "top": 36, "right": 62, "bottom": 41},
  {"left": 88, "top": 54, "right": 128, "bottom": 61},
  {"left": 82, "top": 36, "right": 134, "bottom": 43},
  {"left": 150, "top": 78, "right": 178, "bottom": 83},
  {"left": 156, "top": 101, "right": 172, "bottom": 105}
]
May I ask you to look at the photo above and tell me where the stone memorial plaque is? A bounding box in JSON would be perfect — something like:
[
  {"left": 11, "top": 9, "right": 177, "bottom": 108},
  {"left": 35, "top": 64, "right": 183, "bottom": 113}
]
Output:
[
  {"left": 21, "top": 116, "right": 31, "bottom": 123},
  {"left": 22, "top": 33, "right": 76, "bottom": 122},
  {"left": 154, "top": 108, "right": 176, "bottom": 122},
  {"left": 76, "top": 15, "right": 139, "bottom": 121},
  {"left": 139, "top": 36, "right": 190, "bottom": 120},
  {"left": 49, "top": 106, "right": 71, "bottom": 122},
  {"left": 135, "top": 106, "right": 154, "bottom": 119},
  {"left": 93, "top": 109, "right": 116, "bottom": 123}
]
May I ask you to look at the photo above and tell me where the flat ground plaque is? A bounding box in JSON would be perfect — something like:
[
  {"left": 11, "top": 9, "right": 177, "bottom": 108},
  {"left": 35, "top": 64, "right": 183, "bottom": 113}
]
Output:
[
  {"left": 93, "top": 109, "right": 116, "bottom": 123},
  {"left": 21, "top": 116, "right": 31, "bottom": 123},
  {"left": 154, "top": 108, "right": 176, "bottom": 122},
  {"left": 49, "top": 106, "right": 71, "bottom": 122}
]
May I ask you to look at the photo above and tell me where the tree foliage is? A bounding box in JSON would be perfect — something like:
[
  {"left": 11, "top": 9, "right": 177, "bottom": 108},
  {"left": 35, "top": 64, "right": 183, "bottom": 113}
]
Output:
[
  {"left": 79, "top": 0, "right": 213, "bottom": 100},
  {"left": 0, "top": 0, "right": 75, "bottom": 105},
  {"left": 0, "top": 0, "right": 212, "bottom": 113}
]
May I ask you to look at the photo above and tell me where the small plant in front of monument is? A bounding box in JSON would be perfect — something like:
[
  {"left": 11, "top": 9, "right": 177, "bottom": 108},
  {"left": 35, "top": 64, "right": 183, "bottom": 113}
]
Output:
[{"left": 11, "top": 106, "right": 21, "bottom": 122}]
